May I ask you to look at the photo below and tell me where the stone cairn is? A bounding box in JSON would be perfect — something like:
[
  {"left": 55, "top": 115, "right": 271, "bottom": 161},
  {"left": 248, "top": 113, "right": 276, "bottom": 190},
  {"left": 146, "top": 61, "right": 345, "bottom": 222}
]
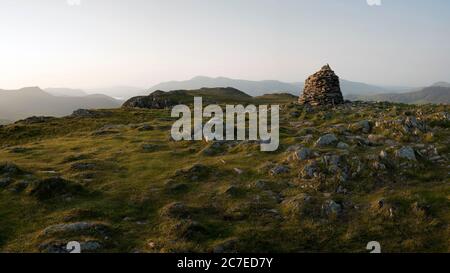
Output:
[{"left": 299, "top": 64, "right": 344, "bottom": 106}]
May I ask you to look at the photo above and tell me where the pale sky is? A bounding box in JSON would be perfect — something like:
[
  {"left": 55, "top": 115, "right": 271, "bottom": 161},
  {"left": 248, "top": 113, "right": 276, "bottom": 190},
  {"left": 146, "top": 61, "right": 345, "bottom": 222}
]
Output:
[{"left": 0, "top": 0, "right": 449, "bottom": 89}]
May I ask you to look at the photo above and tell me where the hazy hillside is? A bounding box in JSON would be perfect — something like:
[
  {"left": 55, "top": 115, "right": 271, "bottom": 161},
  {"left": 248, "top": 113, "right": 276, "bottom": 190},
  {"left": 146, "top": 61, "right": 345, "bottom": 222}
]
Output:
[
  {"left": 148, "top": 76, "right": 397, "bottom": 96},
  {"left": 45, "top": 88, "right": 88, "bottom": 97},
  {"left": 0, "top": 87, "right": 122, "bottom": 122},
  {"left": 45, "top": 86, "right": 145, "bottom": 100},
  {"left": 0, "top": 119, "right": 11, "bottom": 125},
  {"left": 348, "top": 86, "right": 450, "bottom": 104},
  {"left": 149, "top": 76, "right": 298, "bottom": 97},
  {"left": 432, "top": 82, "right": 450, "bottom": 88},
  {"left": 86, "top": 86, "right": 145, "bottom": 100},
  {"left": 38, "top": 77, "right": 415, "bottom": 100}
]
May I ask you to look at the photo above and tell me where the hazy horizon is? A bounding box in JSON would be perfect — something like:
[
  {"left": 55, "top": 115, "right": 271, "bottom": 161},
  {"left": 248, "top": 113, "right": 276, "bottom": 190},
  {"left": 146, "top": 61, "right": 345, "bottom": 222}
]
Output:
[
  {"left": 1, "top": 0, "right": 450, "bottom": 90},
  {"left": 0, "top": 74, "right": 426, "bottom": 93}
]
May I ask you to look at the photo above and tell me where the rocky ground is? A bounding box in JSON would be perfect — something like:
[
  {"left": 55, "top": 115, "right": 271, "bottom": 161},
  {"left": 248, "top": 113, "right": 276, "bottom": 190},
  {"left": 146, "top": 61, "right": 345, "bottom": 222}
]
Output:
[{"left": 0, "top": 100, "right": 449, "bottom": 253}]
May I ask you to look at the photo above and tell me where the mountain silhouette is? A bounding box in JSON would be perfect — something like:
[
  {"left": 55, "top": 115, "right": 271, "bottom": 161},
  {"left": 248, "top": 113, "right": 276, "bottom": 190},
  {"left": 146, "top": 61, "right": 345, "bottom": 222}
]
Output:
[
  {"left": 0, "top": 87, "right": 121, "bottom": 122},
  {"left": 44, "top": 88, "right": 88, "bottom": 97},
  {"left": 347, "top": 85, "right": 450, "bottom": 104},
  {"left": 148, "top": 76, "right": 396, "bottom": 96}
]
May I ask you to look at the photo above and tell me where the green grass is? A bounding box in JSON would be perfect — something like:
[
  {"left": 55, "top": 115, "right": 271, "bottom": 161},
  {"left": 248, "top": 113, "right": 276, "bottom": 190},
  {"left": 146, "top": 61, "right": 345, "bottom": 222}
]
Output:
[{"left": 0, "top": 101, "right": 449, "bottom": 253}]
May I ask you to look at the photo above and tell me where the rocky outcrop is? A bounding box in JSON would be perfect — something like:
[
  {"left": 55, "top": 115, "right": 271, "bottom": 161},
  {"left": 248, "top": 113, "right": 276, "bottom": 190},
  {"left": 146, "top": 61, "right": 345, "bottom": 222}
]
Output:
[
  {"left": 122, "top": 90, "right": 178, "bottom": 109},
  {"left": 71, "top": 109, "right": 111, "bottom": 118},
  {"left": 123, "top": 88, "right": 254, "bottom": 109},
  {"left": 299, "top": 64, "right": 344, "bottom": 106},
  {"left": 15, "top": 116, "right": 55, "bottom": 124}
]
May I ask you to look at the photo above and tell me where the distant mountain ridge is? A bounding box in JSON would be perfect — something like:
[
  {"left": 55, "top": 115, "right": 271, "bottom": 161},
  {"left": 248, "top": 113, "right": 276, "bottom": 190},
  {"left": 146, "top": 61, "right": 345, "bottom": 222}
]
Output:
[
  {"left": 149, "top": 76, "right": 300, "bottom": 97},
  {"left": 45, "top": 88, "right": 88, "bottom": 97},
  {"left": 86, "top": 86, "right": 145, "bottom": 100},
  {"left": 0, "top": 87, "right": 121, "bottom": 122},
  {"left": 40, "top": 77, "right": 420, "bottom": 100},
  {"left": 148, "top": 76, "right": 397, "bottom": 97},
  {"left": 347, "top": 86, "right": 450, "bottom": 104},
  {"left": 2, "top": 79, "right": 447, "bottom": 125},
  {"left": 432, "top": 81, "right": 450, "bottom": 88},
  {"left": 0, "top": 119, "right": 11, "bottom": 125}
]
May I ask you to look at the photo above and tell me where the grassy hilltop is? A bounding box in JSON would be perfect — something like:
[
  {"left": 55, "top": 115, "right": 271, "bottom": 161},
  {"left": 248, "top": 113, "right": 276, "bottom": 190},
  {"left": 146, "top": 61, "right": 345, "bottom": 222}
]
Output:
[{"left": 0, "top": 93, "right": 449, "bottom": 253}]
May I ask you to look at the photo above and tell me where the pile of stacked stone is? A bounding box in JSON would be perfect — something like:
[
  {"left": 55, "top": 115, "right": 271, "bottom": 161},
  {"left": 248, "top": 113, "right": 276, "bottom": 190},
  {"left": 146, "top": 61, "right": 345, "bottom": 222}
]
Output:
[{"left": 299, "top": 64, "right": 344, "bottom": 106}]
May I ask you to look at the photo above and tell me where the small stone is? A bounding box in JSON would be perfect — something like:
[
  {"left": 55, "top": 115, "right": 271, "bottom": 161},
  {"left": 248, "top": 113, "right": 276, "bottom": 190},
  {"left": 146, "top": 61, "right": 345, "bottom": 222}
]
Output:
[
  {"left": 368, "top": 134, "right": 385, "bottom": 144},
  {"left": 315, "top": 134, "right": 338, "bottom": 147},
  {"left": 395, "top": 146, "right": 417, "bottom": 161},
  {"left": 253, "top": 180, "right": 269, "bottom": 190},
  {"left": 404, "top": 116, "right": 426, "bottom": 132},
  {"left": 270, "top": 165, "right": 290, "bottom": 176},
  {"left": 0, "top": 177, "right": 12, "bottom": 188},
  {"left": 372, "top": 161, "right": 386, "bottom": 170},
  {"left": 11, "top": 180, "right": 30, "bottom": 192},
  {"left": 81, "top": 241, "right": 102, "bottom": 252},
  {"left": 290, "top": 111, "right": 300, "bottom": 118},
  {"left": 294, "top": 148, "right": 312, "bottom": 161},
  {"left": 0, "top": 162, "right": 25, "bottom": 175},
  {"left": 429, "top": 156, "right": 442, "bottom": 161},
  {"left": 322, "top": 154, "right": 341, "bottom": 167},
  {"left": 286, "top": 145, "right": 301, "bottom": 152},
  {"left": 138, "top": 124, "right": 154, "bottom": 131},
  {"left": 224, "top": 185, "right": 240, "bottom": 197},
  {"left": 301, "top": 162, "right": 318, "bottom": 179},
  {"left": 337, "top": 142, "right": 349, "bottom": 149},
  {"left": 379, "top": 150, "right": 388, "bottom": 159},
  {"left": 385, "top": 139, "right": 398, "bottom": 147},
  {"left": 322, "top": 200, "right": 342, "bottom": 216},
  {"left": 359, "top": 120, "right": 372, "bottom": 133},
  {"left": 336, "top": 185, "right": 348, "bottom": 194}
]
